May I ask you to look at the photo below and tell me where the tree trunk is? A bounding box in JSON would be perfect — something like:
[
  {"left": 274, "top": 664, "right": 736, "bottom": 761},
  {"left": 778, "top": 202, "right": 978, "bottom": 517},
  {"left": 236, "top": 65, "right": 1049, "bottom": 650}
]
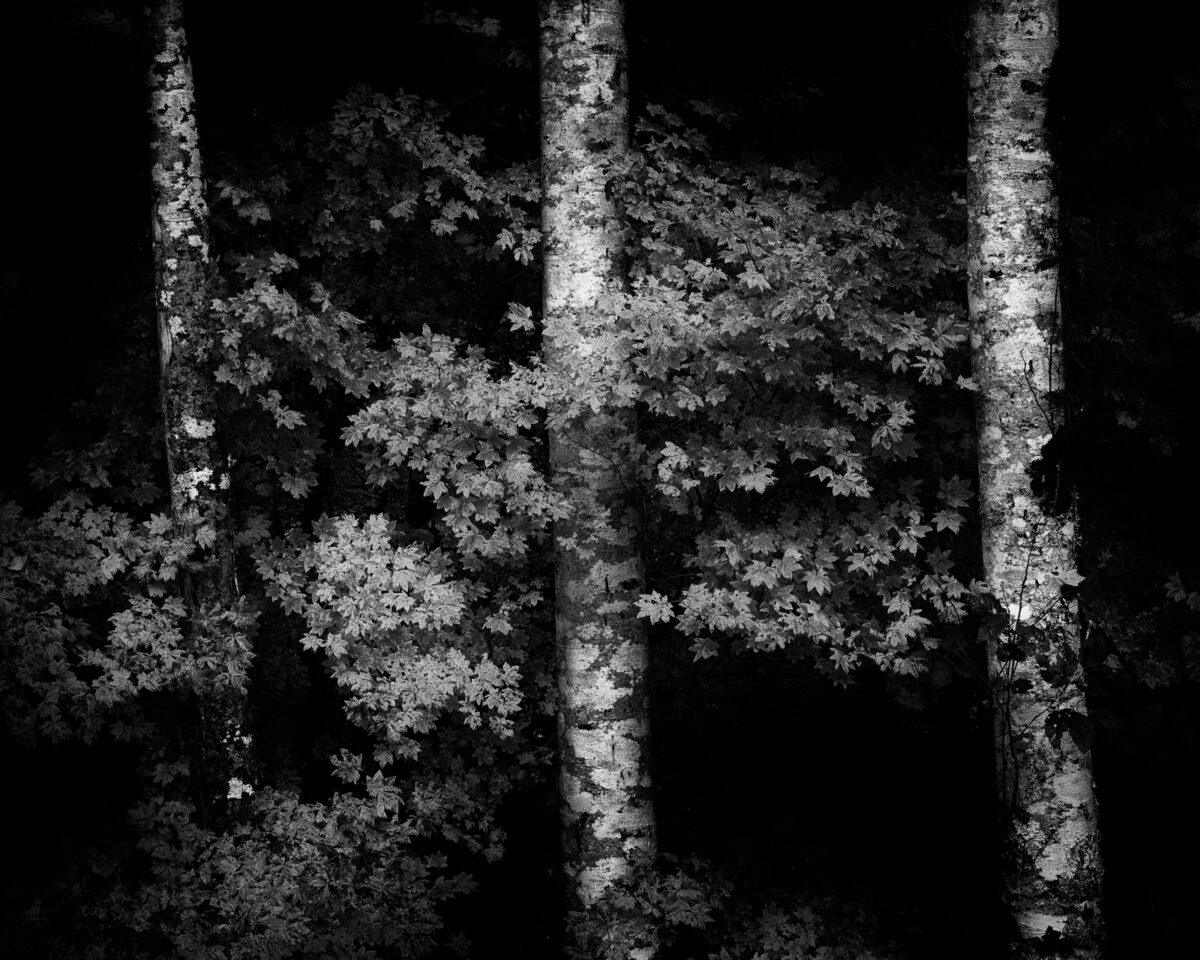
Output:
[
  {"left": 539, "top": 2, "right": 656, "bottom": 956},
  {"left": 149, "top": 0, "right": 246, "bottom": 816},
  {"left": 967, "top": 1, "right": 1103, "bottom": 955}
]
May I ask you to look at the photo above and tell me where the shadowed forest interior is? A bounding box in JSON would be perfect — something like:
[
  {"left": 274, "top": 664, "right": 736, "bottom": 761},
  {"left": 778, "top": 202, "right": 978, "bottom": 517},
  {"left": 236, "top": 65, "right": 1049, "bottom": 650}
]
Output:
[{"left": 2, "top": 2, "right": 1200, "bottom": 958}]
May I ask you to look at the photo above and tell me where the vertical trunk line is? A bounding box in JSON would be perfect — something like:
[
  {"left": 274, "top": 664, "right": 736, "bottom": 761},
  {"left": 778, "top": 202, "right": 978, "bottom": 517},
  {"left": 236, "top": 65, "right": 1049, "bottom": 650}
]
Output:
[
  {"left": 967, "top": 1, "right": 1103, "bottom": 956},
  {"left": 539, "top": 1, "right": 657, "bottom": 957},
  {"left": 149, "top": 0, "right": 247, "bottom": 816}
]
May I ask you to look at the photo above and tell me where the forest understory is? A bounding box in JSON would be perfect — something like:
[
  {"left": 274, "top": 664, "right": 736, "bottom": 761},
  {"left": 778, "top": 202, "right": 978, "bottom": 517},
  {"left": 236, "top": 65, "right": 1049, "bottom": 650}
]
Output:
[{"left": 2, "top": 2, "right": 1199, "bottom": 958}]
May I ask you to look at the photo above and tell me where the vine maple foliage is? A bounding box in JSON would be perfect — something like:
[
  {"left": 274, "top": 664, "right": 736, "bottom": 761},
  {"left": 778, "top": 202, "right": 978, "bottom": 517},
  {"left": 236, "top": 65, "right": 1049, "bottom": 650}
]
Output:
[{"left": 1, "top": 86, "right": 973, "bottom": 958}]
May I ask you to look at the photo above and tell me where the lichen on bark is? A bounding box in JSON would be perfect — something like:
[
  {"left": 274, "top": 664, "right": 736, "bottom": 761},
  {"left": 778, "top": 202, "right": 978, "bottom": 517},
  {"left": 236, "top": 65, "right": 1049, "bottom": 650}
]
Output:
[
  {"left": 151, "top": 0, "right": 223, "bottom": 538},
  {"left": 149, "top": 0, "right": 248, "bottom": 815},
  {"left": 967, "top": 1, "right": 1103, "bottom": 955},
  {"left": 540, "top": 1, "right": 656, "bottom": 955}
]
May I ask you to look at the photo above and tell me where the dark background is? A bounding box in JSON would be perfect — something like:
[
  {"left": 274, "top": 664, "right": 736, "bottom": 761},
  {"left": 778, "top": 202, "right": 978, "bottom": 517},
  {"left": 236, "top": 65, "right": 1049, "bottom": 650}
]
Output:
[{"left": 3, "top": 2, "right": 1200, "bottom": 957}]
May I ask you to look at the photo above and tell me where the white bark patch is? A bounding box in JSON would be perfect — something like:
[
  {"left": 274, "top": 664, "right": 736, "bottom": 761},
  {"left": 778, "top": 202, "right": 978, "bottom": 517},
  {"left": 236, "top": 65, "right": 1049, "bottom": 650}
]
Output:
[
  {"left": 566, "top": 723, "right": 650, "bottom": 808},
  {"left": 149, "top": 0, "right": 246, "bottom": 825},
  {"left": 541, "top": 5, "right": 657, "bottom": 953},
  {"left": 578, "top": 855, "right": 629, "bottom": 906},
  {"left": 1005, "top": 600, "right": 1031, "bottom": 622},
  {"left": 968, "top": 1, "right": 1102, "bottom": 954},
  {"left": 1036, "top": 814, "right": 1089, "bottom": 881},
  {"left": 181, "top": 467, "right": 213, "bottom": 499},
  {"left": 562, "top": 635, "right": 646, "bottom": 712},
  {"left": 182, "top": 415, "right": 216, "bottom": 439},
  {"left": 1016, "top": 911, "right": 1068, "bottom": 939},
  {"left": 1051, "top": 767, "right": 1093, "bottom": 807}
]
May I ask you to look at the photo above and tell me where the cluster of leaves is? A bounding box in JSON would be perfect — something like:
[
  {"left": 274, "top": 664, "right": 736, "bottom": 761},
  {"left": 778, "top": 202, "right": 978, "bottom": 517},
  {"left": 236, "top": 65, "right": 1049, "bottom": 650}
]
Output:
[
  {"left": 19, "top": 779, "right": 473, "bottom": 960},
  {"left": 1, "top": 81, "right": 979, "bottom": 960},
  {"left": 214, "top": 86, "right": 540, "bottom": 329},
  {"left": 609, "top": 107, "right": 978, "bottom": 676},
  {"left": 329, "top": 105, "right": 980, "bottom": 680},
  {"left": 0, "top": 494, "right": 255, "bottom": 745},
  {"left": 342, "top": 329, "right": 566, "bottom": 562},
  {"left": 255, "top": 513, "right": 523, "bottom": 763},
  {"left": 208, "top": 85, "right": 546, "bottom": 503},
  {"left": 565, "top": 854, "right": 904, "bottom": 960},
  {"left": 1, "top": 76, "right": 560, "bottom": 959}
]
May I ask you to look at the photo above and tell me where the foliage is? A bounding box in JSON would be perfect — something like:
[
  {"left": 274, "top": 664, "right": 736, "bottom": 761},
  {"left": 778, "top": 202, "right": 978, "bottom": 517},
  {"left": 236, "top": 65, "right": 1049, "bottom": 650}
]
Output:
[
  {"left": 1, "top": 75, "right": 554, "bottom": 958},
  {"left": 1, "top": 66, "right": 975, "bottom": 960},
  {"left": 612, "top": 107, "right": 977, "bottom": 676},
  {"left": 255, "top": 512, "right": 524, "bottom": 762},
  {"left": 564, "top": 855, "right": 904, "bottom": 960}
]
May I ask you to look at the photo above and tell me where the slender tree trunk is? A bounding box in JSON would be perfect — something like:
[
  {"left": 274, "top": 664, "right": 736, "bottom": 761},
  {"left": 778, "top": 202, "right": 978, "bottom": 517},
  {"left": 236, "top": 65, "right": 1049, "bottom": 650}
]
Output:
[
  {"left": 539, "top": 2, "right": 656, "bottom": 956},
  {"left": 967, "top": 1, "right": 1103, "bottom": 955},
  {"left": 150, "top": 0, "right": 245, "bottom": 817}
]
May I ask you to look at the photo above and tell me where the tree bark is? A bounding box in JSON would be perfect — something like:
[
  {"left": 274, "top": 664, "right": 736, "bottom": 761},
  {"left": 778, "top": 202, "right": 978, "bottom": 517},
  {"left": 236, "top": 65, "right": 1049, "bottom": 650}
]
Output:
[
  {"left": 149, "top": 0, "right": 245, "bottom": 815},
  {"left": 967, "top": 1, "right": 1103, "bottom": 955},
  {"left": 539, "top": 2, "right": 656, "bottom": 956}
]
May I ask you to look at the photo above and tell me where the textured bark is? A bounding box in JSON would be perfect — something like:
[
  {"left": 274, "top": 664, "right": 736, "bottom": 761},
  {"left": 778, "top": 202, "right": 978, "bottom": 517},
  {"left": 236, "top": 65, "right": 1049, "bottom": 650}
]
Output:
[
  {"left": 150, "top": 0, "right": 245, "bottom": 814},
  {"left": 151, "top": 0, "right": 223, "bottom": 535},
  {"left": 540, "top": 2, "right": 656, "bottom": 956},
  {"left": 967, "top": 1, "right": 1103, "bottom": 955}
]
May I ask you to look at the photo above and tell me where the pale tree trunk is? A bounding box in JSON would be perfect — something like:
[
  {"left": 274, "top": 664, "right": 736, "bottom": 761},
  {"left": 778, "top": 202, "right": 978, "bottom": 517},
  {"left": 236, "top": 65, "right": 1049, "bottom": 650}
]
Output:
[
  {"left": 150, "top": 0, "right": 246, "bottom": 819},
  {"left": 967, "top": 1, "right": 1103, "bottom": 955},
  {"left": 539, "top": 1, "right": 656, "bottom": 956}
]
